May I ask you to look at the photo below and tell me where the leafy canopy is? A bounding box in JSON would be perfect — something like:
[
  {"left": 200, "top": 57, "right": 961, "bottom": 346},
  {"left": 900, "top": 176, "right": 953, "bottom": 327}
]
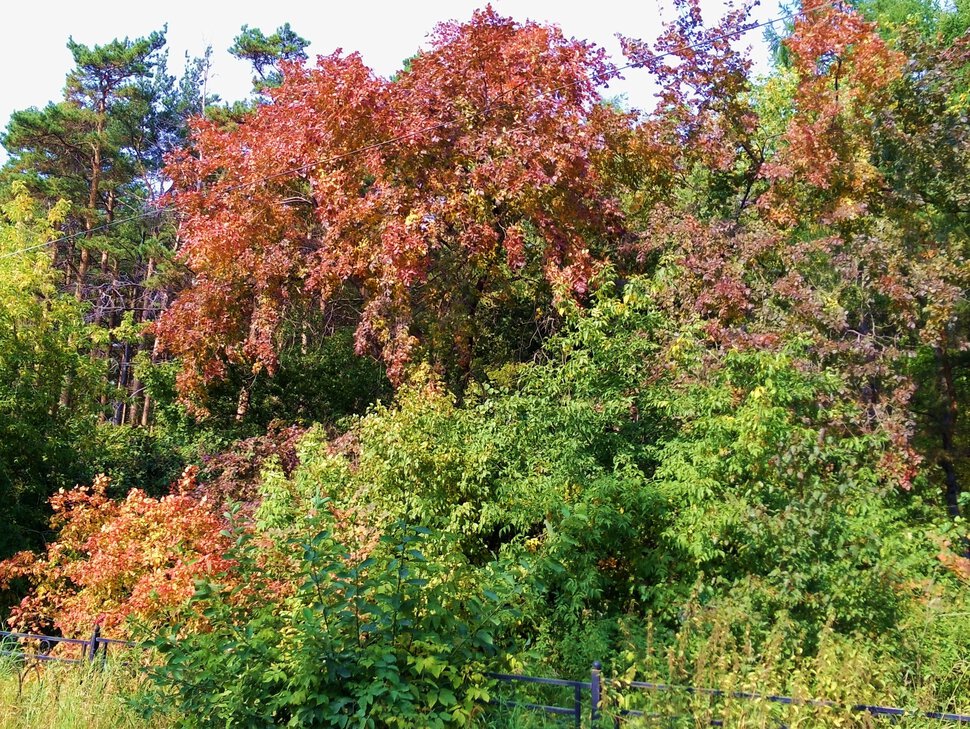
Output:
[{"left": 157, "top": 7, "right": 627, "bottom": 404}]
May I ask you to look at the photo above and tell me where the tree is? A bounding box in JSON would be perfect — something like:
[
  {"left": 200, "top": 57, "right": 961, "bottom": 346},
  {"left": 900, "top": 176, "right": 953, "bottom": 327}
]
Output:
[
  {"left": 1, "top": 30, "right": 218, "bottom": 427},
  {"left": 61, "top": 30, "right": 167, "bottom": 298},
  {"left": 157, "top": 8, "right": 629, "bottom": 409},
  {"left": 870, "top": 26, "right": 970, "bottom": 522},
  {"left": 619, "top": 0, "right": 765, "bottom": 222},
  {"left": 757, "top": 0, "right": 905, "bottom": 226},
  {"left": 0, "top": 184, "right": 102, "bottom": 558},
  {"left": 229, "top": 22, "right": 309, "bottom": 95},
  {"left": 620, "top": 0, "right": 969, "bottom": 522}
]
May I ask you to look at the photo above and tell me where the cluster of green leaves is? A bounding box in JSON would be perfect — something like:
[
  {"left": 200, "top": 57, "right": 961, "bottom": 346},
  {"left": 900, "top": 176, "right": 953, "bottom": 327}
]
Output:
[
  {"left": 0, "top": 185, "right": 103, "bottom": 558},
  {"left": 247, "top": 277, "right": 963, "bottom": 685},
  {"left": 149, "top": 511, "right": 526, "bottom": 728}
]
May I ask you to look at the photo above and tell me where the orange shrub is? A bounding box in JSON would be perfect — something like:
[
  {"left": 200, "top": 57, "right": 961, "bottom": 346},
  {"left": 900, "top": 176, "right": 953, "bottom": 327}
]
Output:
[{"left": 0, "top": 469, "right": 234, "bottom": 638}]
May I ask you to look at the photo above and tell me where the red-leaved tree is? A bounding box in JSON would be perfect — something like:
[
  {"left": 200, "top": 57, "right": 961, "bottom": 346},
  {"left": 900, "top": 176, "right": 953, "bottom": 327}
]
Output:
[{"left": 157, "top": 7, "right": 629, "bottom": 407}]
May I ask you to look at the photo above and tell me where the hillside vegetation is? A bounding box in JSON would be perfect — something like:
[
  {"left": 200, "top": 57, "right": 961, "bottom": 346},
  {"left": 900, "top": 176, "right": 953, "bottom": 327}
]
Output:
[{"left": 0, "top": 1, "right": 968, "bottom": 726}]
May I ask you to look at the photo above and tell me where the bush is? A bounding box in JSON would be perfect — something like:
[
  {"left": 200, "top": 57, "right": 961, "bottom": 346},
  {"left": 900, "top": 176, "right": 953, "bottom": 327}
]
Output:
[
  {"left": 603, "top": 603, "right": 970, "bottom": 727},
  {"left": 239, "top": 278, "right": 969, "bottom": 681},
  {"left": 149, "top": 509, "right": 527, "bottom": 727},
  {"left": 0, "top": 472, "right": 233, "bottom": 638}
]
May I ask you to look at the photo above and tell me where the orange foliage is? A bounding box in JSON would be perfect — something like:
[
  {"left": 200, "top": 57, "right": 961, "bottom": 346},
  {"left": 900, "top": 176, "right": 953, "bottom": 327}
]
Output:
[
  {"left": 938, "top": 541, "right": 970, "bottom": 585},
  {"left": 0, "top": 464, "right": 385, "bottom": 641},
  {"left": 761, "top": 0, "right": 905, "bottom": 224},
  {"left": 156, "top": 7, "right": 627, "bottom": 405},
  {"left": 0, "top": 470, "right": 234, "bottom": 638}
]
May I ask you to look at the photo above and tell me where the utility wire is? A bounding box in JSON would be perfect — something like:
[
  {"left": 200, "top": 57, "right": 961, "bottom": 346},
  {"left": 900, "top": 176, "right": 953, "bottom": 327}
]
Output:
[
  {"left": 0, "top": 1, "right": 832, "bottom": 262},
  {"left": 0, "top": 208, "right": 170, "bottom": 261}
]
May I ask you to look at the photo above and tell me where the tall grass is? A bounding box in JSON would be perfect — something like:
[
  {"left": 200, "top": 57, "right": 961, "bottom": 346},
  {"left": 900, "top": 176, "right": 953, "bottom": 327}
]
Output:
[
  {"left": 600, "top": 607, "right": 970, "bottom": 729},
  {"left": 0, "top": 658, "right": 171, "bottom": 729}
]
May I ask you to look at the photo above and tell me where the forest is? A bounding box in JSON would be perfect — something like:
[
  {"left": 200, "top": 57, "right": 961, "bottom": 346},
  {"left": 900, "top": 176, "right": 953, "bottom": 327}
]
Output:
[{"left": 0, "top": 0, "right": 968, "bottom": 726}]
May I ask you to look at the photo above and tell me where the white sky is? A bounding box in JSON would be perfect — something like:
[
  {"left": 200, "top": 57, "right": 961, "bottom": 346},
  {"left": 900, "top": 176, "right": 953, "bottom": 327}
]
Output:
[{"left": 2, "top": 0, "right": 781, "bottom": 137}]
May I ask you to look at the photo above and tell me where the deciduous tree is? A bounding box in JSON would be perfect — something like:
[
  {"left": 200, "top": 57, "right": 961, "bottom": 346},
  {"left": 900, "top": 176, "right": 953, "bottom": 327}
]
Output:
[{"left": 158, "top": 8, "right": 628, "bottom": 407}]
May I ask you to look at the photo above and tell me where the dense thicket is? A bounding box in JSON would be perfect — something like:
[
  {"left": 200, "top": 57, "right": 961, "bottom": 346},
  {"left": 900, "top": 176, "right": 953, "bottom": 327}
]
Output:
[{"left": 0, "top": 1, "right": 968, "bottom": 726}]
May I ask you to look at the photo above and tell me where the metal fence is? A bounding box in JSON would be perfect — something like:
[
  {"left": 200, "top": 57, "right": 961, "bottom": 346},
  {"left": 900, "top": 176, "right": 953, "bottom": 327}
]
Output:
[
  {"left": 2, "top": 629, "right": 968, "bottom": 726},
  {"left": 488, "top": 661, "right": 970, "bottom": 727},
  {"left": 0, "top": 626, "right": 132, "bottom": 665}
]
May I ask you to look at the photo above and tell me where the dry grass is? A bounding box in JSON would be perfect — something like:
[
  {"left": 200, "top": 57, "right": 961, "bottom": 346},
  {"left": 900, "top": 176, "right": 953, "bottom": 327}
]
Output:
[{"left": 0, "top": 658, "right": 172, "bottom": 729}]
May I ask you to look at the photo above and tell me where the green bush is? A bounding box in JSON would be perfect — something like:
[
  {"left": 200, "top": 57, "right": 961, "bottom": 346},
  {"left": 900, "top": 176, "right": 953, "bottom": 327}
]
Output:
[
  {"left": 241, "top": 277, "right": 970, "bottom": 683},
  {"left": 138, "top": 328, "right": 389, "bottom": 437},
  {"left": 148, "top": 509, "right": 526, "bottom": 727}
]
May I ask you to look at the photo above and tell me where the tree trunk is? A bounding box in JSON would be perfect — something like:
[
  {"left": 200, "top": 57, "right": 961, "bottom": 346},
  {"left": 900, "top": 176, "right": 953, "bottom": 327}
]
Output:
[
  {"left": 141, "top": 328, "right": 163, "bottom": 429},
  {"left": 59, "top": 371, "right": 74, "bottom": 411},
  {"left": 76, "top": 139, "right": 102, "bottom": 301},
  {"left": 113, "top": 342, "right": 133, "bottom": 426},
  {"left": 936, "top": 345, "right": 962, "bottom": 520},
  {"left": 140, "top": 393, "right": 152, "bottom": 427},
  {"left": 235, "top": 385, "right": 250, "bottom": 422},
  {"left": 75, "top": 248, "right": 90, "bottom": 302}
]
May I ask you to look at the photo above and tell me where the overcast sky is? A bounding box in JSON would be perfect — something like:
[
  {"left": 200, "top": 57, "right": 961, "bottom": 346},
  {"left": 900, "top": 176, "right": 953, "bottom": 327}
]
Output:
[{"left": 2, "top": 0, "right": 782, "bottom": 135}]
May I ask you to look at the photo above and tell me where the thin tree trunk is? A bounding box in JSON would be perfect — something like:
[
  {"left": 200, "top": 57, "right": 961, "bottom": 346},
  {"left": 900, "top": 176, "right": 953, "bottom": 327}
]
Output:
[
  {"left": 99, "top": 190, "right": 115, "bottom": 271},
  {"left": 140, "top": 393, "right": 152, "bottom": 427},
  {"left": 76, "top": 140, "right": 102, "bottom": 301},
  {"left": 937, "top": 345, "right": 962, "bottom": 520},
  {"left": 127, "top": 378, "right": 143, "bottom": 426},
  {"left": 75, "top": 248, "right": 90, "bottom": 302},
  {"left": 113, "top": 342, "right": 133, "bottom": 426},
  {"left": 128, "top": 256, "right": 158, "bottom": 427},
  {"left": 142, "top": 327, "right": 163, "bottom": 429},
  {"left": 59, "top": 373, "right": 74, "bottom": 410},
  {"left": 235, "top": 385, "right": 250, "bottom": 422}
]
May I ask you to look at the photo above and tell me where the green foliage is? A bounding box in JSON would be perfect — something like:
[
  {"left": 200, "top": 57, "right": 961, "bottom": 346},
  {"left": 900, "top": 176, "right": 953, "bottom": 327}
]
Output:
[
  {"left": 249, "top": 329, "right": 391, "bottom": 427},
  {"left": 855, "top": 0, "right": 945, "bottom": 35},
  {"left": 149, "top": 511, "right": 524, "bottom": 727},
  {"left": 85, "top": 424, "right": 187, "bottom": 497},
  {"left": 595, "top": 581, "right": 970, "bottom": 726},
  {"left": 650, "top": 342, "right": 913, "bottom": 638},
  {"left": 0, "top": 185, "right": 103, "bottom": 557},
  {"left": 134, "top": 327, "right": 389, "bottom": 473},
  {"left": 64, "top": 30, "right": 168, "bottom": 107},
  {"left": 229, "top": 22, "right": 309, "bottom": 93},
  {"left": 249, "top": 277, "right": 965, "bottom": 682},
  {"left": 4, "top": 27, "right": 171, "bottom": 205},
  {"left": 607, "top": 611, "right": 913, "bottom": 727}
]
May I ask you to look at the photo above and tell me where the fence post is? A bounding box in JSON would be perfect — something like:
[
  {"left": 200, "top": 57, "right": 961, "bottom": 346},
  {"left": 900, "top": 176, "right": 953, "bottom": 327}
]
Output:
[
  {"left": 591, "top": 660, "right": 602, "bottom": 723},
  {"left": 87, "top": 625, "right": 100, "bottom": 662}
]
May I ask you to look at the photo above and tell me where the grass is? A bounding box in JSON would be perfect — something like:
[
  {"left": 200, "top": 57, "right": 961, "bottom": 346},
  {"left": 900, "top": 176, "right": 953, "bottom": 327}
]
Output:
[{"left": 0, "top": 657, "right": 172, "bottom": 729}]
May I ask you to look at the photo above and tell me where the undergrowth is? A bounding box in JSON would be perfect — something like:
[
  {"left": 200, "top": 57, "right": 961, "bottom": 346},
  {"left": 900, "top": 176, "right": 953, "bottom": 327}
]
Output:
[{"left": 0, "top": 658, "right": 172, "bottom": 729}]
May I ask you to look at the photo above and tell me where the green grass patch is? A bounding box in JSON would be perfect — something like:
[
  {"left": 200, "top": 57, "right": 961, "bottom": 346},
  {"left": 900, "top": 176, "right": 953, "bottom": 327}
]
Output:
[{"left": 0, "top": 658, "right": 172, "bottom": 729}]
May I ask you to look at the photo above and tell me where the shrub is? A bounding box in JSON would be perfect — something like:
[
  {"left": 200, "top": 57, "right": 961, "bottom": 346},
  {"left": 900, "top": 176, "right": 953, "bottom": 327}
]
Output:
[
  {"left": 0, "top": 471, "right": 233, "bottom": 638},
  {"left": 149, "top": 510, "right": 527, "bottom": 727}
]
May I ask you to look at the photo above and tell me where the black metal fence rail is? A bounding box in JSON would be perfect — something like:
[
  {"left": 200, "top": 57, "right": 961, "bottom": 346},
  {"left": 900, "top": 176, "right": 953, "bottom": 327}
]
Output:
[
  {"left": 0, "top": 627, "right": 134, "bottom": 664},
  {"left": 488, "top": 661, "right": 970, "bottom": 726},
  {"left": 489, "top": 672, "right": 588, "bottom": 726},
  {"left": 621, "top": 679, "right": 970, "bottom": 724}
]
